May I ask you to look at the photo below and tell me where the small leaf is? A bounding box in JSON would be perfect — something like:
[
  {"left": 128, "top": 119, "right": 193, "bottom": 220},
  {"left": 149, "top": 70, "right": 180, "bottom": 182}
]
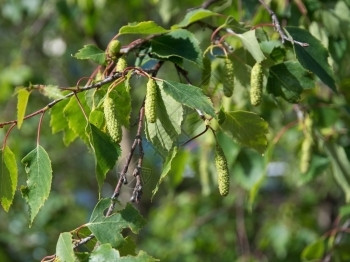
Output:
[
  {"left": 87, "top": 199, "right": 145, "bottom": 247},
  {"left": 152, "top": 147, "right": 178, "bottom": 198},
  {"left": 151, "top": 29, "right": 202, "bottom": 66},
  {"left": 301, "top": 238, "right": 325, "bottom": 261},
  {"left": 0, "top": 146, "right": 18, "bottom": 212},
  {"left": 56, "top": 232, "right": 76, "bottom": 262},
  {"left": 21, "top": 145, "right": 52, "bottom": 225},
  {"left": 219, "top": 111, "right": 269, "bottom": 154},
  {"left": 73, "top": 44, "right": 106, "bottom": 65},
  {"left": 63, "top": 94, "right": 90, "bottom": 144},
  {"left": 89, "top": 243, "right": 120, "bottom": 262},
  {"left": 119, "top": 21, "right": 169, "bottom": 35},
  {"left": 145, "top": 87, "right": 183, "bottom": 156},
  {"left": 109, "top": 81, "right": 132, "bottom": 127},
  {"left": 160, "top": 80, "right": 215, "bottom": 117},
  {"left": 172, "top": 8, "right": 218, "bottom": 29},
  {"left": 87, "top": 124, "right": 120, "bottom": 191},
  {"left": 17, "top": 88, "right": 30, "bottom": 129},
  {"left": 267, "top": 61, "right": 314, "bottom": 103},
  {"left": 236, "top": 30, "right": 266, "bottom": 62},
  {"left": 286, "top": 26, "right": 336, "bottom": 92}
]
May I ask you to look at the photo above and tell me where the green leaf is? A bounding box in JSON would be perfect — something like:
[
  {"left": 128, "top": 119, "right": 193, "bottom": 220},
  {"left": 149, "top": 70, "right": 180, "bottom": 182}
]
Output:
[
  {"left": 151, "top": 29, "right": 202, "bottom": 66},
  {"left": 73, "top": 44, "right": 106, "bottom": 65},
  {"left": 301, "top": 238, "right": 325, "bottom": 261},
  {"left": 87, "top": 199, "right": 145, "bottom": 247},
  {"left": 145, "top": 86, "right": 183, "bottom": 156},
  {"left": 119, "top": 21, "right": 169, "bottom": 35},
  {"left": 152, "top": 147, "right": 178, "bottom": 198},
  {"left": 21, "top": 145, "right": 52, "bottom": 225},
  {"left": 39, "top": 85, "right": 65, "bottom": 99},
  {"left": 267, "top": 61, "right": 315, "bottom": 103},
  {"left": 160, "top": 80, "right": 215, "bottom": 117},
  {"left": 56, "top": 232, "right": 76, "bottom": 262},
  {"left": 50, "top": 99, "right": 78, "bottom": 146},
  {"left": 172, "top": 8, "right": 218, "bottom": 29},
  {"left": 118, "top": 251, "right": 159, "bottom": 262},
  {"left": 63, "top": 94, "right": 90, "bottom": 144},
  {"left": 236, "top": 30, "right": 266, "bottom": 62},
  {"left": 0, "top": 146, "right": 18, "bottom": 212},
  {"left": 286, "top": 26, "right": 336, "bottom": 92},
  {"left": 219, "top": 111, "right": 269, "bottom": 154},
  {"left": 89, "top": 109, "right": 105, "bottom": 130},
  {"left": 324, "top": 142, "right": 350, "bottom": 202},
  {"left": 16, "top": 88, "right": 30, "bottom": 129},
  {"left": 89, "top": 243, "right": 120, "bottom": 261},
  {"left": 87, "top": 123, "right": 121, "bottom": 192}
]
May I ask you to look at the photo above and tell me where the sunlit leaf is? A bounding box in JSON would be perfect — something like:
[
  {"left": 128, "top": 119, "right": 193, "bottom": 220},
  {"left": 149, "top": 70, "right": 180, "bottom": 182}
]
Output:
[
  {"left": 172, "top": 8, "right": 218, "bottom": 29},
  {"left": 286, "top": 26, "right": 336, "bottom": 92},
  {"left": 160, "top": 80, "right": 215, "bottom": 117},
  {"left": 152, "top": 147, "right": 178, "bottom": 198},
  {"left": 236, "top": 30, "right": 266, "bottom": 62},
  {"left": 73, "top": 44, "right": 106, "bottom": 65},
  {"left": 21, "top": 145, "right": 52, "bottom": 225},
  {"left": 87, "top": 199, "right": 145, "bottom": 247},
  {"left": 119, "top": 21, "right": 169, "bottom": 35},
  {"left": 0, "top": 146, "right": 18, "bottom": 212},
  {"left": 89, "top": 243, "right": 120, "bottom": 261},
  {"left": 56, "top": 232, "right": 76, "bottom": 262},
  {"left": 219, "top": 111, "right": 269, "bottom": 154},
  {"left": 16, "top": 88, "right": 30, "bottom": 129}
]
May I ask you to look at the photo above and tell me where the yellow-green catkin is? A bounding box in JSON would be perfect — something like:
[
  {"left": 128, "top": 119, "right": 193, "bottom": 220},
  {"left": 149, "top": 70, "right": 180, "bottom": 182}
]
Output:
[
  {"left": 300, "top": 115, "right": 313, "bottom": 173},
  {"left": 103, "top": 96, "right": 122, "bottom": 143},
  {"left": 116, "top": 56, "right": 127, "bottom": 72},
  {"left": 250, "top": 62, "right": 263, "bottom": 106},
  {"left": 215, "top": 144, "right": 230, "bottom": 196},
  {"left": 145, "top": 78, "right": 157, "bottom": 123},
  {"left": 107, "top": 40, "right": 121, "bottom": 61},
  {"left": 223, "top": 57, "right": 234, "bottom": 97}
]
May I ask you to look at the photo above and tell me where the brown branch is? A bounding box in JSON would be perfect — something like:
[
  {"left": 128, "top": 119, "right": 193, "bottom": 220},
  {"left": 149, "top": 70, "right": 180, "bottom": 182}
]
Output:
[{"left": 2, "top": 123, "right": 16, "bottom": 150}]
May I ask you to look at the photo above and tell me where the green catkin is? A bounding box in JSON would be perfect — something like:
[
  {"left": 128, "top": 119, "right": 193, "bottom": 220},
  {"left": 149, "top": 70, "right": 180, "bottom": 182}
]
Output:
[
  {"left": 116, "top": 56, "right": 127, "bottom": 72},
  {"left": 300, "top": 115, "right": 313, "bottom": 173},
  {"left": 145, "top": 78, "right": 157, "bottom": 123},
  {"left": 107, "top": 40, "right": 121, "bottom": 61},
  {"left": 201, "top": 56, "right": 211, "bottom": 86},
  {"left": 223, "top": 57, "right": 234, "bottom": 97},
  {"left": 215, "top": 144, "right": 230, "bottom": 196},
  {"left": 250, "top": 62, "right": 263, "bottom": 106},
  {"left": 103, "top": 96, "right": 122, "bottom": 143}
]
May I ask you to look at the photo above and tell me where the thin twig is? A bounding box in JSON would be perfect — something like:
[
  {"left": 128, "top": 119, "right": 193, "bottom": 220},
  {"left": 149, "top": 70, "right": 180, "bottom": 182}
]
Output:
[
  {"left": 258, "top": 0, "right": 309, "bottom": 47},
  {"left": 36, "top": 111, "right": 46, "bottom": 145},
  {"left": 2, "top": 123, "right": 16, "bottom": 150}
]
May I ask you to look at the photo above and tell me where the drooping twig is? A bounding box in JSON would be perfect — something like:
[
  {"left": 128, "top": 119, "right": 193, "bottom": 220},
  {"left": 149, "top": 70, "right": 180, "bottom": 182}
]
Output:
[
  {"left": 258, "top": 0, "right": 309, "bottom": 47},
  {"left": 36, "top": 111, "right": 46, "bottom": 145}
]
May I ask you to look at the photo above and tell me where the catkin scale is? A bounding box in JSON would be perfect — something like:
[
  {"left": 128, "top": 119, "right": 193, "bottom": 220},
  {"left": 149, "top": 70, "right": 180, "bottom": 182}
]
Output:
[
  {"left": 223, "top": 58, "right": 234, "bottom": 97},
  {"left": 300, "top": 115, "right": 313, "bottom": 173},
  {"left": 104, "top": 96, "right": 122, "bottom": 143},
  {"left": 300, "top": 137, "right": 312, "bottom": 173},
  {"left": 116, "top": 57, "right": 127, "bottom": 72},
  {"left": 108, "top": 40, "right": 121, "bottom": 61},
  {"left": 250, "top": 62, "right": 263, "bottom": 106},
  {"left": 215, "top": 144, "right": 230, "bottom": 196},
  {"left": 145, "top": 78, "right": 157, "bottom": 123}
]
